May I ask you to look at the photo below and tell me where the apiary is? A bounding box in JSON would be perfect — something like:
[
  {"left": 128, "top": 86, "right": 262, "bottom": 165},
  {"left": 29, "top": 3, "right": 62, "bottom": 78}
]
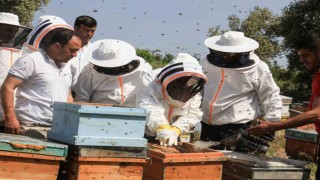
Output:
[
  {"left": 0, "top": 133, "right": 68, "bottom": 180},
  {"left": 143, "top": 142, "right": 226, "bottom": 180},
  {"left": 48, "top": 102, "right": 149, "bottom": 148},
  {"left": 222, "top": 151, "right": 310, "bottom": 180},
  {"left": 285, "top": 128, "right": 318, "bottom": 162}
]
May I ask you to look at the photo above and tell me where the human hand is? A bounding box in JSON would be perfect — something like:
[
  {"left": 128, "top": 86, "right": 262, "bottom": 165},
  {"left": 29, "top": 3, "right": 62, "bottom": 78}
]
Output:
[
  {"left": 4, "top": 117, "right": 21, "bottom": 134},
  {"left": 247, "top": 120, "right": 275, "bottom": 136},
  {"left": 156, "top": 129, "right": 179, "bottom": 146}
]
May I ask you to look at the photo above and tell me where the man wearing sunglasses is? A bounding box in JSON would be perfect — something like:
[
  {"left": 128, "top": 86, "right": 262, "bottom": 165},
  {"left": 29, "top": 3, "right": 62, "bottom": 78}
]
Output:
[
  {"left": 73, "top": 39, "right": 152, "bottom": 107},
  {"left": 137, "top": 53, "right": 207, "bottom": 146},
  {"left": 199, "top": 31, "right": 282, "bottom": 150}
]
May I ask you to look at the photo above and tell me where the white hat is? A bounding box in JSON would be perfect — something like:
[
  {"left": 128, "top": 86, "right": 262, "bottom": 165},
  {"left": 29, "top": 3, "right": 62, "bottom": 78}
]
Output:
[
  {"left": 0, "top": 12, "right": 25, "bottom": 27},
  {"left": 88, "top": 39, "right": 138, "bottom": 68},
  {"left": 204, "top": 31, "right": 259, "bottom": 53},
  {"left": 168, "top": 53, "right": 201, "bottom": 66}
]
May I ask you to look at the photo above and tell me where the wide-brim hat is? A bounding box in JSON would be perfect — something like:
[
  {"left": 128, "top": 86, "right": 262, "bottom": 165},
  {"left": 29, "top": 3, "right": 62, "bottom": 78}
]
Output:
[
  {"left": 0, "top": 12, "right": 28, "bottom": 28},
  {"left": 204, "top": 31, "right": 259, "bottom": 53},
  {"left": 88, "top": 39, "right": 138, "bottom": 68}
]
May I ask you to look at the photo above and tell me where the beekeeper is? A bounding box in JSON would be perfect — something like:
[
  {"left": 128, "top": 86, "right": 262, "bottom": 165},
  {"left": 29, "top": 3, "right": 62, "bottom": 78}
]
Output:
[
  {"left": 200, "top": 31, "right": 282, "bottom": 144},
  {"left": 0, "top": 12, "right": 32, "bottom": 130},
  {"left": 21, "top": 15, "right": 73, "bottom": 56},
  {"left": 137, "top": 53, "right": 207, "bottom": 146},
  {"left": 74, "top": 39, "right": 152, "bottom": 107}
]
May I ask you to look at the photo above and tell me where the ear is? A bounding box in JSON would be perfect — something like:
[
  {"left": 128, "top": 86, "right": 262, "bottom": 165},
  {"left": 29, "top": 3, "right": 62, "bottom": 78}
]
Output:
[{"left": 53, "top": 42, "right": 61, "bottom": 49}]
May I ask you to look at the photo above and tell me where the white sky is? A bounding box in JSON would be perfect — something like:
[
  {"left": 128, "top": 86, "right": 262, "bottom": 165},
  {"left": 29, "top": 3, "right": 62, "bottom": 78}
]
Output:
[{"left": 33, "top": 0, "right": 294, "bottom": 67}]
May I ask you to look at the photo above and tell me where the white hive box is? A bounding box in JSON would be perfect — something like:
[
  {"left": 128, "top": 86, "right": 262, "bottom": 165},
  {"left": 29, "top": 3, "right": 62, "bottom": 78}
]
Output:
[
  {"left": 48, "top": 102, "right": 149, "bottom": 148},
  {"left": 281, "top": 95, "right": 293, "bottom": 119}
]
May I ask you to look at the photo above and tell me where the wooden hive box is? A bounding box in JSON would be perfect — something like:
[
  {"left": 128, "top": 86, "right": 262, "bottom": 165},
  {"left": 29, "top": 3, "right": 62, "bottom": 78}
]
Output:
[
  {"left": 48, "top": 102, "right": 149, "bottom": 148},
  {"left": 222, "top": 151, "right": 310, "bottom": 180},
  {"left": 58, "top": 144, "right": 148, "bottom": 180},
  {"left": 143, "top": 142, "right": 226, "bottom": 180},
  {"left": 285, "top": 128, "right": 318, "bottom": 162},
  {"left": 0, "top": 133, "right": 68, "bottom": 180}
]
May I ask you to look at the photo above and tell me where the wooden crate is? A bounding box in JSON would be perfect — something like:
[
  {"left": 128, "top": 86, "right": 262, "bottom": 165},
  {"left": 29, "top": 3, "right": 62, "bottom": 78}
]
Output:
[
  {"left": 58, "top": 145, "right": 147, "bottom": 180},
  {"left": 285, "top": 128, "right": 318, "bottom": 162},
  {"left": 222, "top": 151, "right": 310, "bottom": 180},
  {"left": 0, "top": 133, "right": 68, "bottom": 180},
  {"left": 48, "top": 102, "right": 149, "bottom": 148},
  {"left": 143, "top": 142, "right": 226, "bottom": 180}
]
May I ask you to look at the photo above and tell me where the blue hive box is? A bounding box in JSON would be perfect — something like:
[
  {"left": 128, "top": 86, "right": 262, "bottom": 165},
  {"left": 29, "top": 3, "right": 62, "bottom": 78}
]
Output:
[{"left": 48, "top": 102, "right": 149, "bottom": 148}]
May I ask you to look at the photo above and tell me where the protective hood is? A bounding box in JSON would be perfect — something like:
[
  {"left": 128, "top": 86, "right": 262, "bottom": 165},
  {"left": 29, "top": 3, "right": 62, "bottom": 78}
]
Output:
[
  {"left": 21, "top": 15, "right": 72, "bottom": 55},
  {"left": 0, "top": 13, "right": 32, "bottom": 49},
  {"left": 157, "top": 53, "right": 207, "bottom": 106}
]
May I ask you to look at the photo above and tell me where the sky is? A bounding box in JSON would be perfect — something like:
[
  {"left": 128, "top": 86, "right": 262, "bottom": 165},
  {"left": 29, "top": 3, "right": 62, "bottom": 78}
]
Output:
[{"left": 32, "top": 0, "right": 294, "bottom": 67}]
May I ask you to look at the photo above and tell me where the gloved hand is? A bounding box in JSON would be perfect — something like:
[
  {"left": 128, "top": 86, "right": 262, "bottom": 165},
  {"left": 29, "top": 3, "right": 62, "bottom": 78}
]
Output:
[{"left": 155, "top": 124, "right": 181, "bottom": 146}]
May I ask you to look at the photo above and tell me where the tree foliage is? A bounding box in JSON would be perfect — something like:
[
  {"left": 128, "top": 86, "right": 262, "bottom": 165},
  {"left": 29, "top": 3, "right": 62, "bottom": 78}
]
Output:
[
  {"left": 136, "top": 49, "right": 174, "bottom": 69},
  {"left": 0, "top": 0, "right": 50, "bottom": 26}
]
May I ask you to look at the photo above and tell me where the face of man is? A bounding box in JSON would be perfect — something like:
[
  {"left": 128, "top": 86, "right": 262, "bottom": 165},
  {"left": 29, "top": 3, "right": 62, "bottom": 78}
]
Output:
[
  {"left": 74, "top": 24, "right": 96, "bottom": 46},
  {"left": 54, "top": 36, "right": 82, "bottom": 64},
  {"left": 0, "top": 24, "right": 19, "bottom": 45},
  {"left": 297, "top": 48, "right": 320, "bottom": 72}
]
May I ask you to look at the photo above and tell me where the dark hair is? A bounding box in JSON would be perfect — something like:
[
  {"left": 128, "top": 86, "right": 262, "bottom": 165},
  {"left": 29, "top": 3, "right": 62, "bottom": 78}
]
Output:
[
  {"left": 48, "top": 29, "right": 79, "bottom": 47},
  {"left": 296, "top": 35, "right": 320, "bottom": 52},
  {"left": 74, "top": 15, "right": 97, "bottom": 28}
]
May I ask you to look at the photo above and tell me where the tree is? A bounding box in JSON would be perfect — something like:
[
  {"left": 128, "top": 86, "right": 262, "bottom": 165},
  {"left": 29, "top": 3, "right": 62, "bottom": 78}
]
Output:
[
  {"left": 136, "top": 49, "right": 174, "bottom": 69},
  {"left": 229, "top": 7, "right": 282, "bottom": 65},
  {"left": 0, "top": 0, "right": 50, "bottom": 26}
]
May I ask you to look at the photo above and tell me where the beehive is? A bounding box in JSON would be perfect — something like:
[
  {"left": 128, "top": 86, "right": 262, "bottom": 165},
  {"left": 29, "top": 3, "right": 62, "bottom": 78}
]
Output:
[
  {"left": 48, "top": 102, "right": 149, "bottom": 148},
  {"left": 222, "top": 151, "right": 311, "bottom": 180},
  {"left": 285, "top": 128, "right": 318, "bottom": 162},
  {"left": 143, "top": 142, "right": 226, "bottom": 180},
  {"left": 0, "top": 133, "right": 68, "bottom": 180}
]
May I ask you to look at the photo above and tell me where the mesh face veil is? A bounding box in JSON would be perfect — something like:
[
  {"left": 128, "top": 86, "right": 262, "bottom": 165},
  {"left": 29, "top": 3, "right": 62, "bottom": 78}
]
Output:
[
  {"left": 157, "top": 61, "right": 207, "bottom": 103},
  {"left": 93, "top": 59, "right": 140, "bottom": 76}
]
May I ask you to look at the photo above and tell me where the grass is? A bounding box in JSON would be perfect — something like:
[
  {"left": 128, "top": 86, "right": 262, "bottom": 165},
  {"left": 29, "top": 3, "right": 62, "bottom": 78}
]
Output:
[{"left": 267, "top": 130, "right": 317, "bottom": 180}]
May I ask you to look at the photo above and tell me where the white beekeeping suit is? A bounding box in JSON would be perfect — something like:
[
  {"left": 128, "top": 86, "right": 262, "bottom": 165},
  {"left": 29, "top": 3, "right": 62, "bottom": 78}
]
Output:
[
  {"left": 201, "top": 31, "right": 282, "bottom": 126},
  {"left": 21, "top": 15, "right": 73, "bottom": 56},
  {"left": 74, "top": 39, "right": 152, "bottom": 107},
  {"left": 137, "top": 53, "right": 207, "bottom": 146},
  {"left": 0, "top": 12, "right": 31, "bottom": 124}
]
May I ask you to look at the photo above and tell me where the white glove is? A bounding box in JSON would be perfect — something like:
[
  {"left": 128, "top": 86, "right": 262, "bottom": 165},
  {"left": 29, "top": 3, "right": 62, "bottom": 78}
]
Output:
[{"left": 156, "top": 129, "right": 179, "bottom": 146}]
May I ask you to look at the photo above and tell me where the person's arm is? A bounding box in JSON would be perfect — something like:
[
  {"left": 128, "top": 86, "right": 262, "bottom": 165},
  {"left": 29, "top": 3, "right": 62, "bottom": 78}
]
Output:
[
  {"left": 67, "top": 89, "right": 74, "bottom": 102},
  {"left": 1, "top": 76, "right": 23, "bottom": 134},
  {"left": 255, "top": 60, "right": 282, "bottom": 122},
  {"left": 247, "top": 97, "right": 320, "bottom": 136}
]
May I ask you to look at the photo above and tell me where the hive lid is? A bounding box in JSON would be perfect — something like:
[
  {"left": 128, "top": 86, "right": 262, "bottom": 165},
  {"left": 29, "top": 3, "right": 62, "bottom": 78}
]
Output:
[
  {"left": 224, "top": 151, "right": 307, "bottom": 168},
  {"left": 285, "top": 128, "right": 317, "bottom": 142},
  {"left": 0, "top": 133, "right": 68, "bottom": 157},
  {"left": 52, "top": 102, "right": 149, "bottom": 116}
]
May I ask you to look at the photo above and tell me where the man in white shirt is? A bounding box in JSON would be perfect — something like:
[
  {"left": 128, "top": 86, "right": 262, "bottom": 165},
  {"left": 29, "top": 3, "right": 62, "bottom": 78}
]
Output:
[
  {"left": 69, "top": 15, "right": 97, "bottom": 91},
  {"left": 1, "top": 29, "right": 81, "bottom": 139}
]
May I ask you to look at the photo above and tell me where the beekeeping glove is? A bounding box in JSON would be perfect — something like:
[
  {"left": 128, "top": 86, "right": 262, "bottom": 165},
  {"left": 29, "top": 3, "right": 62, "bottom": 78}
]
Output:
[{"left": 156, "top": 125, "right": 181, "bottom": 146}]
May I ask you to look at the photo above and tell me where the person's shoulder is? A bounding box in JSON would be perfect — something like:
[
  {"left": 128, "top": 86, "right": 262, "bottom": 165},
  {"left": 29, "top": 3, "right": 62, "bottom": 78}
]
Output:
[{"left": 136, "top": 56, "right": 153, "bottom": 73}]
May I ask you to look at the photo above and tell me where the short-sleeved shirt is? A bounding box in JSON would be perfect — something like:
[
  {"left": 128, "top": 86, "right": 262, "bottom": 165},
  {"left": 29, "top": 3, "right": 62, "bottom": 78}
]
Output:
[
  {"left": 68, "top": 42, "right": 91, "bottom": 89},
  {"left": 9, "top": 50, "right": 72, "bottom": 126},
  {"left": 310, "top": 72, "right": 320, "bottom": 133}
]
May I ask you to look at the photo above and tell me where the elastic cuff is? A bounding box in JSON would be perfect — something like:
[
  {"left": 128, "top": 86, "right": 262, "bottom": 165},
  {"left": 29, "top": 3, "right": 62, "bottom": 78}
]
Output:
[
  {"left": 172, "top": 126, "right": 181, "bottom": 135},
  {"left": 156, "top": 124, "right": 171, "bottom": 131}
]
